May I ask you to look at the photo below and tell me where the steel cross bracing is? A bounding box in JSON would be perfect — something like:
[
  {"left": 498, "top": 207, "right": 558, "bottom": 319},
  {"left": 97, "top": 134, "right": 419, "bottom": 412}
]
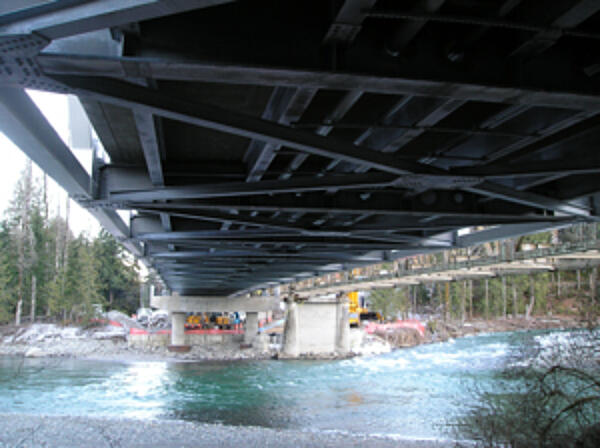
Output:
[{"left": 0, "top": 0, "right": 599, "bottom": 295}]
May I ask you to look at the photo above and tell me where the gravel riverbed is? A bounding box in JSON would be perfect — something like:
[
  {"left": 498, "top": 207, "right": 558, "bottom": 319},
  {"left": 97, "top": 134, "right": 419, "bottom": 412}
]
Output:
[
  {"left": 0, "top": 414, "right": 453, "bottom": 448},
  {"left": 0, "top": 321, "right": 392, "bottom": 362}
]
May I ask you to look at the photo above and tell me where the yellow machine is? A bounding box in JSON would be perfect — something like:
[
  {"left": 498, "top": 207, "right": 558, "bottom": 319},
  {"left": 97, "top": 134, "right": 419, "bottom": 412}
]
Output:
[
  {"left": 347, "top": 291, "right": 381, "bottom": 327},
  {"left": 215, "top": 313, "right": 230, "bottom": 328},
  {"left": 186, "top": 313, "right": 209, "bottom": 328},
  {"left": 186, "top": 312, "right": 231, "bottom": 329}
]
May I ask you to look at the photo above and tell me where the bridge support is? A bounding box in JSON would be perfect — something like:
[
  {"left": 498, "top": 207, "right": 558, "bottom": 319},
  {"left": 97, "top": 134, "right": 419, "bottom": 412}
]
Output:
[
  {"left": 282, "top": 297, "right": 349, "bottom": 358},
  {"left": 244, "top": 311, "right": 259, "bottom": 345},
  {"left": 335, "top": 297, "right": 350, "bottom": 355},
  {"left": 170, "top": 312, "right": 188, "bottom": 349},
  {"left": 282, "top": 300, "right": 299, "bottom": 357},
  {"left": 151, "top": 294, "right": 278, "bottom": 312}
]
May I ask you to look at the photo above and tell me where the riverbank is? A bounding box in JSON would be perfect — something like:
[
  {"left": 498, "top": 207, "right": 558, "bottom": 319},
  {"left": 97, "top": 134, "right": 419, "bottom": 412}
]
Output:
[
  {"left": 0, "top": 314, "right": 591, "bottom": 362},
  {"left": 432, "top": 314, "right": 591, "bottom": 340},
  {"left": 365, "top": 314, "right": 591, "bottom": 349},
  {"left": 0, "top": 323, "right": 274, "bottom": 362},
  {"left": 0, "top": 322, "right": 392, "bottom": 362},
  {"left": 0, "top": 413, "right": 454, "bottom": 448},
  {"left": 2, "top": 328, "right": 593, "bottom": 445}
]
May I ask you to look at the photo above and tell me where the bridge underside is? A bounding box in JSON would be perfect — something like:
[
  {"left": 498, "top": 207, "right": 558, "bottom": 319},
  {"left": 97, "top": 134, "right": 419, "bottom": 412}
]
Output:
[{"left": 0, "top": 0, "right": 599, "bottom": 295}]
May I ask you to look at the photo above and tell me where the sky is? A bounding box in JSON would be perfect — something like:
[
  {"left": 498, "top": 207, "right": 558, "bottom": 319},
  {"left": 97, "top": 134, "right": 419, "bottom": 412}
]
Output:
[{"left": 0, "top": 90, "right": 104, "bottom": 236}]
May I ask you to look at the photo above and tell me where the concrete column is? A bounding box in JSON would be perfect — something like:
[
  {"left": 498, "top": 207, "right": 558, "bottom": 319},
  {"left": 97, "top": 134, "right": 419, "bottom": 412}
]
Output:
[
  {"left": 244, "top": 311, "right": 259, "bottom": 345},
  {"left": 171, "top": 312, "right": 187, "bottom": 346},
  {"left": 335, "top": 297, "right": 350, "bottom": 355},
  {"left": 282, "top": 300, "right": 299, "bottom": 357}
]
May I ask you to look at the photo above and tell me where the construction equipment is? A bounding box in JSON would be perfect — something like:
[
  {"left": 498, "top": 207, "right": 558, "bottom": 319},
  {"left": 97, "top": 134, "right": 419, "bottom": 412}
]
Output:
[
  {"left": 214, "top": 313, "right": 231, "bottom": 329},
  {"left": 347, "top": 291, "right": 381, "bottom": 327},
  {"left": 186, "top": 313, "right": 209, "bottom": 329}
]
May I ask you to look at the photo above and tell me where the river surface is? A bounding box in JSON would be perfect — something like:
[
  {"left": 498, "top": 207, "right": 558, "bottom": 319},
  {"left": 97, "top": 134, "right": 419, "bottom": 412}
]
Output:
[{"left": 0, "top": 329, "right": 588, "bottom": 441}]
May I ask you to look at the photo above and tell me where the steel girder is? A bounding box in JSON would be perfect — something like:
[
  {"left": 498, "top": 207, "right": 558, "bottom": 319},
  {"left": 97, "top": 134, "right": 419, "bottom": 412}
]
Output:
[{"left": 0, "top": 0, "right": 599, "bottom": 294}]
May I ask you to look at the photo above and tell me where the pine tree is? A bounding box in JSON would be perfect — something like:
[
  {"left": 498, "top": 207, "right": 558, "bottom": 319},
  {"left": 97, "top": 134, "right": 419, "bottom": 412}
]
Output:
[
  {"left": 64, "top": 235, "right": 103, "bottom": 322},
  {"left": 0, "top": 222, "right": 17, "bottom": 323},
  {"left": 93, "top": 230, "right": 140, "bottom": 314},
  {"left": 8, "top": 161, "right": 38, "bottom": 325}
]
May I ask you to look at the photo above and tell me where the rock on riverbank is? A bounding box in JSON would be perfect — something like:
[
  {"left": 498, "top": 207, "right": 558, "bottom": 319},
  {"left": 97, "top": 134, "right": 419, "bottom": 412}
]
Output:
[
  {"left": 0, "top": 323, "right": 274, "bottom": 362},
  {"left": 1, "top": 315, "right": 587, "bottom": 361},
  {"left": 368, "top": 315, "right": 591, "bottom": 349},
  {"left": 0, "top": 414, "right": 453, "bottom": 448},
  {"left": 0, "top": 319, "right": 394, "bottom": 362}
]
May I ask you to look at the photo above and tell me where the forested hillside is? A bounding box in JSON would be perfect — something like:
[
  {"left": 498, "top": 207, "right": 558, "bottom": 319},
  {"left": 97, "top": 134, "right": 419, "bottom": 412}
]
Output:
[{"left": 0, "top": 161, "right": 142, "bottom": 325}]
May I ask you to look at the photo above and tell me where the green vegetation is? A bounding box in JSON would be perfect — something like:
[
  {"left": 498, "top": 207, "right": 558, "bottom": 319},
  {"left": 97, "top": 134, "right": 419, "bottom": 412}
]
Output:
[
  {"left": 369, "top": 288, "right": 411, "bottom": 320},
  {"left": 355, "top": 225, "right": 600, "bottom": 322},
  {"left": 0, "top": 162, "right": 145, "bottom": 325},
  {"left": 454, "top": 329, "right": 600, "bottom": 447}
]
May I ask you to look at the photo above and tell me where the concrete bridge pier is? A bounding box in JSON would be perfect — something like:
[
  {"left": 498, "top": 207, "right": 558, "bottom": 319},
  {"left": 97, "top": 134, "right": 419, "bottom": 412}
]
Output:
[
  {"left": 150, "top": 294, "right": 279, "bottom": 350},
  {"left": 170, "top": 311, "right": 188, "bottom": 349},
  {"left": 335, "top": 296, "right": 350, "bottom": 355},
  {"left": 282, "top": 296, "right": 349, "bottom": 357},
  {"left": 282, "top": 300, "right": 299, "bottom": 357},
  {"left": 244, "top": 311, "right": 259, "bottom": 345}
]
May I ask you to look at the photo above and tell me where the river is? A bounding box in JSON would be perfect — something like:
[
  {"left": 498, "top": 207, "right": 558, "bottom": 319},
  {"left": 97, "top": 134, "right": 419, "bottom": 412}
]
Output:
[{"left": 0, "top": 328, "right": 594, "bottom": 442}]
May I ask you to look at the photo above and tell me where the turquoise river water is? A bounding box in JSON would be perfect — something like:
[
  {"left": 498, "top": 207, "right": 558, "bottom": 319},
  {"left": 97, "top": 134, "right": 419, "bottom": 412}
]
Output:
[{"left": 0, "top": 329, "right": 588, "bottom": 441}]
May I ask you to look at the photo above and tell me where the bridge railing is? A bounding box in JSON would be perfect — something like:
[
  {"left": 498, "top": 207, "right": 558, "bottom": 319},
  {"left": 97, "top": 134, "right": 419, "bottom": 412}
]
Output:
[{"left": 291, "top": 239, "right": 600, "bottom": 293}]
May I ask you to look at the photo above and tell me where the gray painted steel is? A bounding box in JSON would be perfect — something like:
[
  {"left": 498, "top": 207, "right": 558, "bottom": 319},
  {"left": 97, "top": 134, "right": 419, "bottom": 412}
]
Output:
[{"left": 0, "top": 0, "right": 599, "bottom": 295}]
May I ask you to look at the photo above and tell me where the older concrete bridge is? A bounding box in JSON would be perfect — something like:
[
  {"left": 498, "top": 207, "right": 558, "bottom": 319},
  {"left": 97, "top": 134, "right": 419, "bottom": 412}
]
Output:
[
  {"left": 291, "top": 236, "right": 600, "bottom": 295},
  {"left": 0, "top": 1, "right": 599, "bottom": 349}
]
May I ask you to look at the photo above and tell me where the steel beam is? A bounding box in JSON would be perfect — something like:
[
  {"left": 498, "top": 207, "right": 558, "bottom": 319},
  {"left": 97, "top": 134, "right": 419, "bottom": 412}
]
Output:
[
  {"left": 384, "top": 98, "right": 465, "bottom": 153},
  {"left": 0, "top": 0, "right": 235, "bottom": 40},
  {"left": 452, "top": 159, "right": 600, "bottom": 179},
  {"left": 128, "top": 191, "right": 575, "bottom": 221},
  {"left": 58, "top": 76, "right": 441, "bottom": 176},
  {"left": 464, "top": 182, "right": 591, "bottom": 217},
  {"left": 510, "top": 0, "right": 600, "bottom": 59},
  {"left": 39, "top": 55, "right": 600, "bottom": 111},
  {"left": 0, "top": 87, "right": 141, "bottom": 255},
  {"left": 133, "top": 108, "right": 172, "bottom": 239},
  {"left": 108, "top": 173, "right": 397, "bottom": 201},
  {"left": 60, "top": 76, "right": 590, "bottom": 213},
  {"left": 457, "top": 222, "right": 576, "bottom": 248},
  {"left": 280, "top": 89, "right": 364, "bottom": 179},
  {"left": 386, "top": 0, "right": 447, "bottom": 56},
  {"left": 134, "top": 111, "right": 164, "bottom": 186},
  {"left": 486, "top": 113, "right": 600, "bottom": 165},
  {"left": 243, "top": 86, "right": 301, "bottom": 182},
  {"left": 149, "top": 250, "right": 386, "bottom": 263},
  {"left": 323, "top": 0, "right": 378, "bottom": 44}
]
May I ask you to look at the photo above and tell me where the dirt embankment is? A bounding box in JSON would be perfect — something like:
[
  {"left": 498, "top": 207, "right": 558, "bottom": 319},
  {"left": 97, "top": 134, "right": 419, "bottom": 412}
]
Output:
[
  {"left": 375, "top": 315, "right": 592, "bottom": 349},
  {"left": 0, "top": 322, "right": 276, "bottom": 362},
  {"left": 0, "top": 315, "right": 591, "bottom": 361}
]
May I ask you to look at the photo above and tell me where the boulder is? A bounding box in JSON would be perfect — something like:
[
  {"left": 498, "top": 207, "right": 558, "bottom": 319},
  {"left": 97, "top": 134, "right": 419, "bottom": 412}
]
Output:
[{"left": 24, "top": 347, "right": 45, "bottom": 358}]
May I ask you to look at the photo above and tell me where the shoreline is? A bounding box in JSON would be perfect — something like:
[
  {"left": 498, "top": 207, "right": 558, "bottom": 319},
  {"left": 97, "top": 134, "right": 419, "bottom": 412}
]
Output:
[
  {"left": 0, "top": 314, "right": 592, "bottom": 364},
  {"left": 0, "top": 413, "right": 455, "bottom": 448}
]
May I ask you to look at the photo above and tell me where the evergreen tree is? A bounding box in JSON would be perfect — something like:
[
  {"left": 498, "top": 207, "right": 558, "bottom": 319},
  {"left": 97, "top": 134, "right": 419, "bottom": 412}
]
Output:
[
  {"left": 0, "top": 222, "right": 17, "bottom": 323},
  {"left": 7, "top": 161, "right": 39, "bottom": 325},
  {"left": 64, "top": 235, "right": 103, "bottom": 322},
  {"left": 93, "top": 230, "right": 140, "bottom": 314}
]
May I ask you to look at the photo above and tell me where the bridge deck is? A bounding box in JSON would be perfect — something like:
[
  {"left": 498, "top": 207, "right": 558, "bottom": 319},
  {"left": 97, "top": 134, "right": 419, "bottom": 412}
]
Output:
[
  {"left": 0, "top": 0, "right": 599, "bottom": 295},
  {"left": 293, "top": 239, "right": 600, "bottom": 296}
]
